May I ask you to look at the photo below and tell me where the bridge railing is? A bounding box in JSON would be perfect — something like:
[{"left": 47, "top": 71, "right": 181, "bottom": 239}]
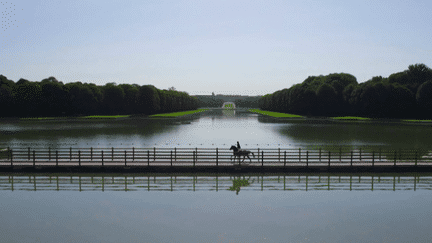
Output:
[{"left": 1, "top": 147, "right": 432, "bottom": 167}]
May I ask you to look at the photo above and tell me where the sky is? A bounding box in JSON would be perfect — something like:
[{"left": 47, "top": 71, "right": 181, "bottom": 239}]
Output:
[{"left": 1, "top": 0, "right": 431, "bottom": 96}]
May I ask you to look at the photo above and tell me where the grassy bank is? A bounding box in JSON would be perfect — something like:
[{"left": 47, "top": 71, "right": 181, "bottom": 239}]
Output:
[
  {"left": 402, "top": 119, "right": 432, "bottom": 122},
  {"left": 248, "top": 109, "right": 303, "bottom": 118},
  {"left": 150, "top": 109, "right": 208, "bottom": 117},
  {"left": 20, "top": 115, "right": 130, "bottom": 120}
]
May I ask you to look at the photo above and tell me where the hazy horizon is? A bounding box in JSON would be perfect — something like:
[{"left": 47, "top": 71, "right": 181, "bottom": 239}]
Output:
[{"left": 1, "top": 0, "right": 431, "bottom": 96}]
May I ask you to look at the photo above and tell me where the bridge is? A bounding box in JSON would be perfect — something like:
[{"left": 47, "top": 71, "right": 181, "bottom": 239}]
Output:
[
  {"left": 221, "top": 102, "right": 236, "bottom": 109},
  {"left": 2, "top": 147, "right": 432, "bottom": 173}
]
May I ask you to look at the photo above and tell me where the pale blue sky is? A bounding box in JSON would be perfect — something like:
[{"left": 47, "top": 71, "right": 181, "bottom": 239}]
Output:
[{"left": 1, "top": 0, "right": 431, "bottom": 95}]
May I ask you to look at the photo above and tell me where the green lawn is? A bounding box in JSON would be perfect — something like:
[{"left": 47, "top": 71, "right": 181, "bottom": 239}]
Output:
[
  {"left": 248, "top": 109, "right": 303, "bottom": 118},
  {"left": 20, "top": 115, "right": 130, "bottom": 120},
  {"left": 331, "top": 116, "right": 371, "bottom": 120},
  {"left": 223, "top": 104, "right": 234, "bottom": 109},
  {"left": 150, "top": 109, "right": 208, "bottom": 117},
  {"left": 81, "top": 115, "right": 130, "bottom": 119},
  {"left": 20, "top": 117, "right": 62, "bottom": 120},
  {"left": 403, "top": 119, "right": 432, "bottom": 122}
]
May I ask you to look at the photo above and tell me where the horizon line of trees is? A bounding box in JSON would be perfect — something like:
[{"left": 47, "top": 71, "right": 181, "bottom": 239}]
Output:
[
  {"left": 0, "top": 76, "right": 199, "bottom": 117},
  {"left": 259, "top": 63, "right": 432, "bottom": 119},
  {"left": 195, "top": 93, "right": 261, "bottom": 108}
]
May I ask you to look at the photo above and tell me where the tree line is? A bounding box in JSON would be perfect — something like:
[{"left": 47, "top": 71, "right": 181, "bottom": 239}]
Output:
[
  {"left": 195, "top": 94, "right": 261, "bottom": 108},
  {"left": 0, "top": 76, "right": 199, "bottom": 117},
  {"left": 259, "top": 63, "right": 432, "bottom": 119}
]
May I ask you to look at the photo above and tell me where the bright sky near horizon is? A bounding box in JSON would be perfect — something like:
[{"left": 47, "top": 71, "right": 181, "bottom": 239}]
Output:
[{"left": 1, "top": 0, "right": 431, "bottom": 96}]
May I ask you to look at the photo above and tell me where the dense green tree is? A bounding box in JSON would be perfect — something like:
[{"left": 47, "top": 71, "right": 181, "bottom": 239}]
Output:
[
  {"left": 13, "top": 81, "right": 43, "bottom": 117},
  {"left": 40, "top": 77, "right": 67, "bottom": 116},
  {"left": 64, "top": 82, "right": 99, "bottom": 115},
  {"left": 416, "top": 80, "right": 432, "bottom": 117},
  {"left": 315, "top": 83, "right": 337, "bottom": 115},
  {"left": 137, "top": 85, "right": 160, "bottom": 114},
  {"left": 0, "top": 84, "right": 14, "bottom": 117},
  {"left": 118, "top": 84, "right": 138, "bottom": 114},
  {"left": 102, "top": 83, "right": 125, "bottom": 115}
]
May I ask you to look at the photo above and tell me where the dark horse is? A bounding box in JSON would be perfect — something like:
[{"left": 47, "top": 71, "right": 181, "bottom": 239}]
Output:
[{"left": 229, "top": 145, "right": 255, "bottom": 164}]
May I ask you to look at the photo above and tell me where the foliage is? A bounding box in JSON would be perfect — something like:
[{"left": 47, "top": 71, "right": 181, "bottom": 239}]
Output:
[
  {"left": 258, "top": 64, "right": 432, "bottom": 119},
  {"left": 0, "top": 76, "right": 199, "bottom": 118},
  {"left": 249, "top": 109, "right": 303, "bottom": 118}
]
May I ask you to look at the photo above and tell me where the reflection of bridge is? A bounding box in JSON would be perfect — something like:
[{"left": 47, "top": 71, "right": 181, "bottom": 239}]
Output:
[
  {"left": 0, "top": 175, "right": 430, "bottom": 192},
  {"left": 221, "top": 102, "right": 235, "bottom": 109}
]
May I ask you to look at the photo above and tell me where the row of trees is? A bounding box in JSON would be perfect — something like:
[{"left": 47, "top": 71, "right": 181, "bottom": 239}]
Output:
[
  {"left": 259, "top": 63, "right": 432, "bottom": 119},
  {"left": 234, "top": 96, "right": 260, "bottom": 108},
  {"left": 194, "top": 94, "right": 261, "bottom": 108},
  {"left": 0, "top": 76, "right": 199, "bottom": 117}
]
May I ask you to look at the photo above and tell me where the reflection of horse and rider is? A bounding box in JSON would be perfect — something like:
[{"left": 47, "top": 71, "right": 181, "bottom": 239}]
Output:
[
  {"left": 228, "top": 175, "right": 255, "bottom": 195},
  {"left": 229, "top": 141, "right": 255, "bottom": 164}
]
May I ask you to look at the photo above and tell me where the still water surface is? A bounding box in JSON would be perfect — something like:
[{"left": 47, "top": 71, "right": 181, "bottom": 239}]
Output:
[
  {"left": 1, "top": 174, "right": 432, "bottom": 242},
  {"left": 2, "top": 109, "right": 432, "bottom": 151},
  {"left": 2, "top": 110, "right": 432, "bottom": 242}
]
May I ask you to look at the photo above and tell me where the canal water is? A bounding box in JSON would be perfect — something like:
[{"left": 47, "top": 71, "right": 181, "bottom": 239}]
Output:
[
  {"left": 2, "top": 109, "right": 432, "bottom": 151},
  {"left": 2, "top": 110, "right": 432, "bottom": 242},
  {"left": 1, "top": 174, "right": 432, "bottom": 242}
]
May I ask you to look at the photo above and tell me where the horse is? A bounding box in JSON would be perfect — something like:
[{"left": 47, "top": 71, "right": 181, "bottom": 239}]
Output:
[{"left": 229, "top": 145, "right": 255, "bottom": 164}]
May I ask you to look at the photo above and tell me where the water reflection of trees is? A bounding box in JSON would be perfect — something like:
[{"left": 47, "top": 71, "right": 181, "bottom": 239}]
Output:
[
  {"left": 228, "top": 176, "right": 255, "bottom": 195},
  {"left": 257, "top": 116, "right": 432, "bottom": 150},
  {"left": 1, "top": 174, "right": 430, "bottom": 192}
]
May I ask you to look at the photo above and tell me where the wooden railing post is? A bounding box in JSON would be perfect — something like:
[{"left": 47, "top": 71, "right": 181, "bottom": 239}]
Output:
[
  {"left": 306, "top": 151, "right": 309, "bottom": 167},
  {"left": 175, "top": 147, "right": 177, "bottom": 162},
  {"left": 102, "top": 150, "right": 104, "bottom": 166},
  {"left": 147, "top": 150, "right": 150, "bottom": 166},
  {"left": 132, "top": 147, "right": 135, "bottom": 161},
  {"left": 319, "top": 148, "right": 321, "bottom": 162},
  {"left": 278, "top": 148, "right": 280, "bottom": 163},
  {"left": 195, "top": 148, "right": 198, "bottom": 164},
  {"left": 328, "top": 151, "right": 330, "bottom": 167},
  {"left": 9, "top": 148, "right": 12, "bottom": 166},
  {"left": 350, "top": 151, "right": 353, "bottom": 166},
  {"left": 284, "top": 151, "right": 286, "bottom": 167},
  {"left": 154, "top": 147, "right": 156, "bottom": 161},
  {"left": 299, "top": 148, "right": 301, "bottom": 163},
  {"left": 261, "top": 151, "right": 264, "bottom": 167},
  {"left": 56, "top": 150, "right": 58, "bottom": 166},
  {"left": 216, "top": 148, "right": 218, "bottom": 166},
  {"left": 394, "top": 151, "right": 397, "bottom": 166},
  {"left": 372, "top": 151, "right": 375, "bottom": 167},
  {"left": 112, "top": 147, "right": 114, "bottom": 161},
  {"left": 91, "top": 147, "right": 93, "bottom": 161},
  {"left": 170, "top": 151, "right": 173, "bottom": 166},
  {"left": 193, "top": 151, "right": 196, "bottom": 167},
  {"left": 70, "top": 147, "right": 72, "bottom": 161},
  {"left": 125, "top": 150, "right": 127, "bottom": 166},
  {"left": 79, "top": 150, "right": 81, "bottom": 166}
]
